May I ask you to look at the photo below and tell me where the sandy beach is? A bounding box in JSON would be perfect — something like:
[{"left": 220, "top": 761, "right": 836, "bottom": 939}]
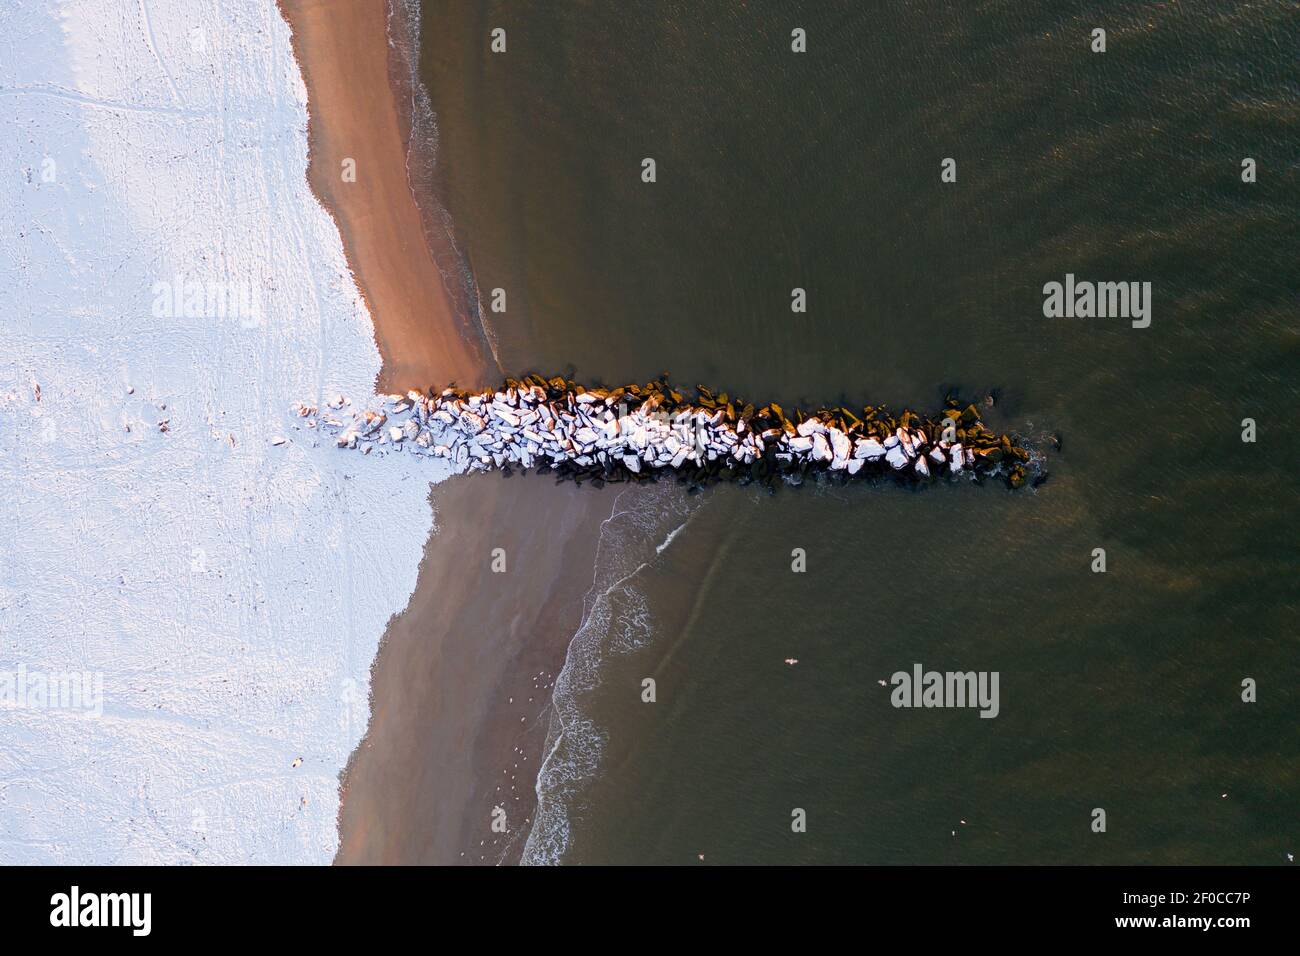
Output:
[
  {"left": 337, "top": 475, "right": 613, "bottom": 864},
  {"left": 279, "top": 0, "right": 613, "bottom": 864},
  {"left": 279, "top": 0, "right": 492, "bottom": 393}
]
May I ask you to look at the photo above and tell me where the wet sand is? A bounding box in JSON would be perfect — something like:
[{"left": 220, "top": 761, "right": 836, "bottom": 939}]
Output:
[
  {"left": 279, "top": 0, "right": 611, "bottom": 864},
  {"left": 279, "top": 0, "right": 490, "bottom": 393},
  {"left": 337, "top": 474, "right": 613, "bottom": 864}
]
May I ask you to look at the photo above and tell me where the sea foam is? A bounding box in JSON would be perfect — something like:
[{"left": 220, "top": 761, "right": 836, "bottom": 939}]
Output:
[{"left": 521, "top": 483, "right": 700, "bottom": 865}]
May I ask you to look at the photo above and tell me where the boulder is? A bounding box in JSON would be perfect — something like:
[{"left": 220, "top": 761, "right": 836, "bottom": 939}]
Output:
[
  {"left": 855, "top": 438, "right": 885, "bottom": 460},
  {"left": 829, "top": 429, "right": 851, "bottom": 463}
]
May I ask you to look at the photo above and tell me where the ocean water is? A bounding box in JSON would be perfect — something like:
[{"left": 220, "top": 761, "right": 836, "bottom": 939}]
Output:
[{"left": 418, "top": 0, "right": 1299, "bottom": 863}]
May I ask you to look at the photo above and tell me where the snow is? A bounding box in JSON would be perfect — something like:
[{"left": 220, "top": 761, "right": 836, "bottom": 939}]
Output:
[{"left": 0, "top": 0, "right": 450, "bottom": 863}]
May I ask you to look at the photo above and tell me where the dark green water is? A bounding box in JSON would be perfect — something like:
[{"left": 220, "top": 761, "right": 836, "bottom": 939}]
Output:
[{"left": 417, "top": 0, "right": 1299, "bottom": 863}]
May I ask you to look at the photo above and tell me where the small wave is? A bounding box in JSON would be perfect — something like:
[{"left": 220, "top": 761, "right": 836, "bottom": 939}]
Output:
[
  {"left": 521, "top": 483, "right": 702, "bottom": 864},
  {"left": 655, "top": 513, "right": 694, "bottom": 555}
]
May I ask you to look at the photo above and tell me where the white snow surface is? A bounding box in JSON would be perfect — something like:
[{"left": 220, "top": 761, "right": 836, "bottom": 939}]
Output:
[{"left": 0, "top": 0, "right": 453, "bottom": 863}]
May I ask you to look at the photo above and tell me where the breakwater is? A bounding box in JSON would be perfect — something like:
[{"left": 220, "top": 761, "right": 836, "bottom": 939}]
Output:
[{"left": 291, "top": 376, "right": 1037, "bottom": 489}]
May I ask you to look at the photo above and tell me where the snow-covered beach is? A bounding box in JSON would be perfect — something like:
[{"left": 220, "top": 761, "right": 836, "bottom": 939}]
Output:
[{"left": 0, "top": 0, "right": 449, "bottom": 863}]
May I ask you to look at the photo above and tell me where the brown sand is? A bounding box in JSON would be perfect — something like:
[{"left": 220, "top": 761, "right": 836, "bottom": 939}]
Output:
[
  {"left": 337, "top": 475, "right": 613, "bottom": 864},
  {"left": 280, "top": 0, "right": 611, "bottom": 864},
  {"left": 280, "top": 0, "right": 491, "bottom": 394}
]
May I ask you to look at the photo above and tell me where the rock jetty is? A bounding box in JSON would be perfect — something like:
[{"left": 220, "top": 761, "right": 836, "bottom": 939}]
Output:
[{"left": 290, "top": 376, "right": 1036, "bottom": 490}]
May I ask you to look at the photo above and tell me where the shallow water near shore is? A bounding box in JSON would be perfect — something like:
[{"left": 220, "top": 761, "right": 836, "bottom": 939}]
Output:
[{"left": 417, "top": 0, "right": 1298, "bottom": 863}]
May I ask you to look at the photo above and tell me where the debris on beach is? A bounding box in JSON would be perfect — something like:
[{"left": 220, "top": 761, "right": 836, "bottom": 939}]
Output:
[{"left": 290, "top": 375, "right": 1039, "bottom": 490}]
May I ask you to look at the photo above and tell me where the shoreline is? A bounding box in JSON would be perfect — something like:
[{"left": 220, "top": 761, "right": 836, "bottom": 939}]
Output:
[
  {"left": 4, "top": 0, "right": 451, "bottom": 863},
  {"left": 335, "top": 474, "right": 613, "bottom": 864},
  {"left": 278, "top": 0, "right": 492, "bottom": 394},
  {"left": 279, "top": 0, "right": 606, "bottom": 864}
]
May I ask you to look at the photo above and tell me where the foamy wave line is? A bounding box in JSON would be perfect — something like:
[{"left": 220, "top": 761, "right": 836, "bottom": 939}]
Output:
[
  {"left": 656, "top": 514, "right": 694, "bottom": 555},
  {"left": 521, "top": 484, "right": 700, "bottom": 865}
]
